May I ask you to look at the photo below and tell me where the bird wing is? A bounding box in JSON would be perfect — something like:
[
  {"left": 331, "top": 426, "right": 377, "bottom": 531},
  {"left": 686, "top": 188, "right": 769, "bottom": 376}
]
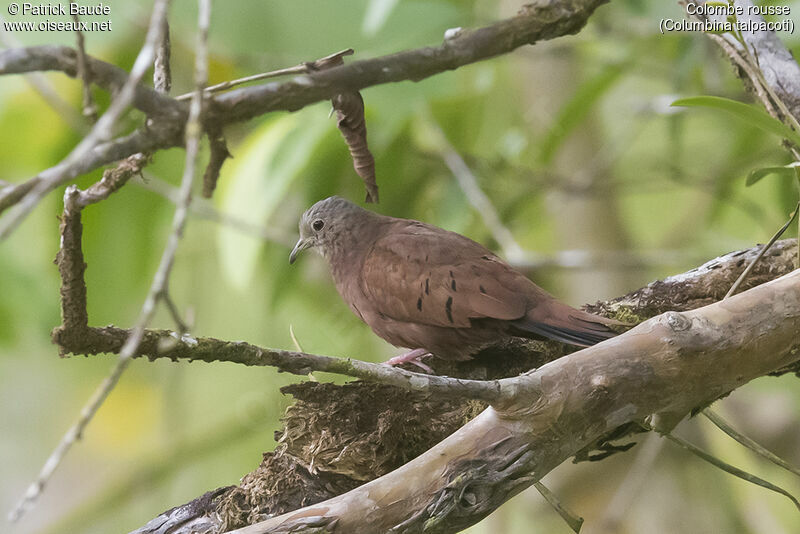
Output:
[{"left": 360, "top": 222, "right": 530, "bottom": 328}]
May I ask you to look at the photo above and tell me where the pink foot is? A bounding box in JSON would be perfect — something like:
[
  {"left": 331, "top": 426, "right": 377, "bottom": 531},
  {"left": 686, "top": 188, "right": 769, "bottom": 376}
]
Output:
[{"left": 384, "top": 348, "right": 434, "bottom": 373}]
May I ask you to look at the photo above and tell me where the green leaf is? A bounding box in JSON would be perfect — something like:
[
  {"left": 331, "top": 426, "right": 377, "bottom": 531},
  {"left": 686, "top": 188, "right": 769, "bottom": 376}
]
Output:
[
  {"left": 671, "top": 96, "right": 800, "bottom": 147},
  {"left": 745, "top": 163, "right": 799, "bottom": 186},
  {"left": 215, "top": 112, "right": 330, "bottom": 290}
]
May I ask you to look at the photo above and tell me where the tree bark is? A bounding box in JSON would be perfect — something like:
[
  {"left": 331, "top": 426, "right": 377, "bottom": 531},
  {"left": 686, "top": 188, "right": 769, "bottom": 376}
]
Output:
[{"left": 131, "top": 240, "right": 799, "bottom": 534}]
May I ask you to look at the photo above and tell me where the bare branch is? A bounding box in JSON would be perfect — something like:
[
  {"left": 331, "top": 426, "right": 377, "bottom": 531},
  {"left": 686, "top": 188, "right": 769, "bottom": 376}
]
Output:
[
  {"left": 725, "top": 201, "right": 799, "bottom": 298},
  {"left": 7, "top": 0, "right": 200, "bottom": 521},
  {"left": 174, "top": 48, "right": 355, "bottom": 101},
  {"left": 222, "top": 268, "right": 800, "bottom": 534},
  {"left": 134, "top": 173, "right": 295, "bottom": 247},
  {"left": 154, "top": 18, "right": 172, "bottom": 93},
  {"left": 71, "top": 13, "right": 97, "bottom": 121},
  {"left": 0, "top": 0, "right": 173, "bottom": 239},
  {"left": 208, "top": 1, "right": 608, "bottom": 124},
  {"left": 52, "top": 154, "right": 150, "bottom": 342},
  {"left": 0, "top": 126, "right": 181, "bottom": 216},
  {"left": 0, "top": 45, "right": 182, "bottom": 119},
  {"left": 0, "top": 0, "right": 607, "bottom": 232},
  {"left": 53, "top": 324, "right": 507, "bottom": 403},
  {"left": 71, "top": 153, "right": 150, "bottom": 211},
  {"left": 0, "top": 16, "right": 86, "bottom": 133}
]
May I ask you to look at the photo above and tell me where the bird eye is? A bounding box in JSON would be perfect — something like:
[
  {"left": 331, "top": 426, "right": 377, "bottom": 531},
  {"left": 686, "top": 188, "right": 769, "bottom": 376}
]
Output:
[{"left": 312, "top": 219, "right": 324, "bottom": 231}]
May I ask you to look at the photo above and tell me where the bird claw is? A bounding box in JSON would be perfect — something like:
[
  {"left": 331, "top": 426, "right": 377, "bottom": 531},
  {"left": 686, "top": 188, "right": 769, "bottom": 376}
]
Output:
[{"left": 384, "top": 349, "right": 434, "bottom": 374}]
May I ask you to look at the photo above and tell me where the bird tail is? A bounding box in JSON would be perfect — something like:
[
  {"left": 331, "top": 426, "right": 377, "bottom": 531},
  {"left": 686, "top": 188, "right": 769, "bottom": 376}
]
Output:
[{"left": 509, "top": 305, "right": 624, "bottom": 347}]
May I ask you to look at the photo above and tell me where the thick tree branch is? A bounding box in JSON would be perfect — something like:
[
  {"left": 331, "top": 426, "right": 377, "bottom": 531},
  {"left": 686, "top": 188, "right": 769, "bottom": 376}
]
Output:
[
  {"left": 0, "top": 45, "right": 183, "bottom": 119},
  {"left": 222, "top": 268, "right": 800, "bottom": 534},
  {"left": 0, "top": 121, "right": 181, "bottom": 215},
  {"left": 0, "top": 0, "right": 173, "bottom": 240},
  {"left": 127, "top": 240, "right": 798, "bottom": 534},
  {"left": 207, "top": 0, "right": 608, "bottom": 124},
  {"left": 0, "top": 0, "right": 608, "bottom": 227}
]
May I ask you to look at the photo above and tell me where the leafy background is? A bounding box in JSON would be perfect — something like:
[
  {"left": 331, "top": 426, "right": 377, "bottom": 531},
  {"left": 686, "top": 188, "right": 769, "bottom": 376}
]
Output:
[{"left": 1, "top": 1, "right": 799, "bottom": 533}]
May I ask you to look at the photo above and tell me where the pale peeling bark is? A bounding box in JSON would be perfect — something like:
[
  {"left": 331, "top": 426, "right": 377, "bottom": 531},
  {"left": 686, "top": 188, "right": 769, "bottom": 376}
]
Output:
[
  {"left": 229, "top": 269, "right": 800, "bottom": 534},
  {"left": 131, "top": 241, "right": 798, "bottom": 534}
]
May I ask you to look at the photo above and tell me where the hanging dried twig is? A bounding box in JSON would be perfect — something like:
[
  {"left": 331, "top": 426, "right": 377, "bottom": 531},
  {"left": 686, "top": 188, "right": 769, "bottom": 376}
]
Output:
[
  {"left": 202, "top": 125, "right": 231, "bottom": 198},
  {"left": 307, "top": 49, "right": 379, "bottom": 203}
]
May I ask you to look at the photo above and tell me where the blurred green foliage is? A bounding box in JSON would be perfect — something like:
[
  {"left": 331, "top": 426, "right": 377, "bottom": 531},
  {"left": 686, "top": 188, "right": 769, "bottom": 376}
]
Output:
[{"left": 1, "top": 1, "right": 799, "bottom": 533}]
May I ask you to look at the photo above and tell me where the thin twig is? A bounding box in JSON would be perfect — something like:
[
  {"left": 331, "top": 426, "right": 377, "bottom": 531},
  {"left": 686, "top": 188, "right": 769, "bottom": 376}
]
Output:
[
  {"left": 0, "top": 16, "right": 87, "bottom": 133},
  {"left": 71, "top": 14, "right": 97, "bottom": 121},
  {"left": 159, "top": 289, "right": 190, "bottom": 334},
  {"left": 52, "top": 324, "right": 512, "bottom": 404},
  {"left": 0, "top": 0, "right": 171, "bottom": 240},
  {"left": 724, "top": 201, "right": 800, "bottom": 299},
  {"left": 173, "top": 48, "right": 354, "bottom": 101},
  {"left": 702, "top": 409, "right": 800, "bottom": 478},
  {"left": 707, "top": 33, "right": 781, "bottom": 119},
  {"left": 533, "top": 481, "right": 584, "bottom": 533},
  {"left": 154, "top": 18, "right": 172, "bottom": 93},
  {"left": 134, "top": 172, "right": 295, "bottom": 247},
  {"left": 7, "top": 0, "right": 181, "bottom": 522},
  {"left": 662, "top": 432, "right": 800, "bottom": 512},
  {"left": 73, "top": 154, "right": 150, "bottom": 210},
  {"left": 0, "top": 2, "right": 606, "bottom": 229}
]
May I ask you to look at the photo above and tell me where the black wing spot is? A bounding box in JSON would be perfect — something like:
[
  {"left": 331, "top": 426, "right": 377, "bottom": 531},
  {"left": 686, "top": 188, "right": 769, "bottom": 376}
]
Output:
[
  {"left": 417, "top": 297, "right": 423, "bottom": 311},
  {"left": 445, "top": 296, "right": 454, "bottom": 323},
  {"left": 451, "top": 280, "right": 457, "bottom": 291},
  {"left": 425, "top": 278, "right": 430, "bottom": 295},
  {"left": 479, "top": 285, "right": 487, "bottom": 294},
  {"left": 449, "top": 270, "right": 454, "bottom": 278}
]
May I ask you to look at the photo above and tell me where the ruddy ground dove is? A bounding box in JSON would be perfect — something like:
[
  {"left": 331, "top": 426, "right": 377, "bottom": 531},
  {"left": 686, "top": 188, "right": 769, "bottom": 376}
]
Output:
[{"left": 290, "top": 196, "right": 622, "bottom": 363}]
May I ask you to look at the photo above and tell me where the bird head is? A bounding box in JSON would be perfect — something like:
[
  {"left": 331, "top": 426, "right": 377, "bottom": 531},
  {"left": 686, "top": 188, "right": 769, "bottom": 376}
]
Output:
[{"left": 289, "top": 196, "right": 364, "bottom": 264}]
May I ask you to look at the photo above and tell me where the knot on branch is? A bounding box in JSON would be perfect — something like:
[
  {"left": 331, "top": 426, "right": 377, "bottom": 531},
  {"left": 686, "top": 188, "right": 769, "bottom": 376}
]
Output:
[
  {"left": 664, "top": 311, "right": 692, "bottom": 332},
  {"left": 392, "top": 441, "right": 535, "bottom": 533}
]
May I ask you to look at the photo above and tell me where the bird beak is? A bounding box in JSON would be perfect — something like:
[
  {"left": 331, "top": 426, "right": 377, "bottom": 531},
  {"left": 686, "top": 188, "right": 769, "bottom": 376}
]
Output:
[{"left": 289, "top": 237, "right": 312, "bottom": 264}]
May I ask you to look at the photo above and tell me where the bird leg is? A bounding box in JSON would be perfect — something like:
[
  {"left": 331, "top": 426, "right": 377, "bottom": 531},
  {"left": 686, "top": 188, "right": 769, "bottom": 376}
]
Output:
[{"left": 384, "top": 348, "right": 434, "bottom": 373}]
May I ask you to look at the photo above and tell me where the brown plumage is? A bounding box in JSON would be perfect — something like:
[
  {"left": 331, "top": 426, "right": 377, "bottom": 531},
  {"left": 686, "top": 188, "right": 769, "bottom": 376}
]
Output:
[{"left": 290, "top": 196, "right": 622, "bottom": 361}]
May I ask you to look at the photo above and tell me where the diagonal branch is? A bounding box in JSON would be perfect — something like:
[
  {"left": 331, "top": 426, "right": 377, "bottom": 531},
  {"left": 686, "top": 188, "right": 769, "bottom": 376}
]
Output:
[
  {"left": 0, "top": 0, "right": 173, "bottom": 239},
  {"left": 222, "top": 268, "right": 800, "bottom": 534},
  {"left": 7, "top": 0, "right": 208, "bottom": 522},
  {"left": 0, "top": 0, "right": 609, "bottom": 234},
  {"left": 124, "top": 238, "right": 797, "bottom": 534},
  {"left": 0, "top": 45, "right": 183, "bottom": 118},
  {"left": 208, "top": 0, "right": 609, "bottom": 124}
]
